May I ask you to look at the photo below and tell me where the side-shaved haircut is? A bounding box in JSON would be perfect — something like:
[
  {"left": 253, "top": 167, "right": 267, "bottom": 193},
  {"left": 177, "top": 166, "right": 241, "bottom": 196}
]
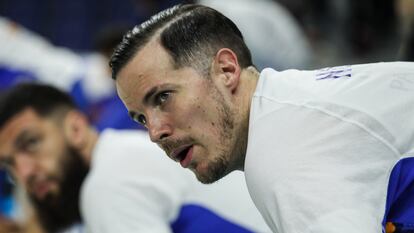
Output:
[{"left": 110, "top": 4, "right": 253, "bottom": 79}]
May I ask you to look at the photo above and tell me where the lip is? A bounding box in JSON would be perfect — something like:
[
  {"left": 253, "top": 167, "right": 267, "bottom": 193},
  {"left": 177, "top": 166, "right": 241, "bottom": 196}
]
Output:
[
  {"left": 169, "top": 144, "right": 193, "bottom": 168},
  {"left": 169, "top": 144, "right": 191, "bottom": 161},
  {"left": 31, "top": 181, "right": 52, "bottom": 199},
  {"left": 180, "top": 146, "right": 193, "bottom": 168}
]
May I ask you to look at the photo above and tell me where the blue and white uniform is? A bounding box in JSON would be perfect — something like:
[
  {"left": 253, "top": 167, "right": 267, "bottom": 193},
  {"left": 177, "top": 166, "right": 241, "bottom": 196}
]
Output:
[
  {"left": 81, "top": 129, "right": 271, "bottom": 233},
  {"left": 0, "top": 17, "right": 139, "bottom": 131},
  {"left": 245, "top": 62, "right": 414, "bottom": 233}
]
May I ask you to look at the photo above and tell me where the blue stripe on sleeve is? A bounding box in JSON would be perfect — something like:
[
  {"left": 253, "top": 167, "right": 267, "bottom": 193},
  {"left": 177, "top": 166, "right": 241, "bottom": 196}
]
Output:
[{"left": 171, "top": 204, "right": 256, "bottom": 233}]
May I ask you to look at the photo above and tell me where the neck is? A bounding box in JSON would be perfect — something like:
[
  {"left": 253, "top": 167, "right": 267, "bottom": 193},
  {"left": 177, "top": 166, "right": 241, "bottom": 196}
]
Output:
[
  {"left": 242, "top": 66, "right": 260, "bottom": 108},
  {"left": 234, "top": 66, "right": 260, "bottom": 170},
  {"left": 238, "top": 66, "right": 260, "bottom": 121}
]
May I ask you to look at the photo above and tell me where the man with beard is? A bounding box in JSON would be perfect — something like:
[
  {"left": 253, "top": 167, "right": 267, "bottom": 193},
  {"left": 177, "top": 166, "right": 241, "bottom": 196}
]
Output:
[
  {"left": 0, "top": 83, "right": 271, "bottom": 233},
  {"left": 110, "top": 4, "right": 414, "bottom": 233}
]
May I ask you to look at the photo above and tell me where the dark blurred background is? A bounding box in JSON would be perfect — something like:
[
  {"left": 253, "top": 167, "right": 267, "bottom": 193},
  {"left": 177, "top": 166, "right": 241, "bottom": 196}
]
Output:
[
  {"left": 0, "top": 0, "right": 182, "bottom": 52},
  {"left": 1, "top": 0, "right": 409, "bottom": 64}
]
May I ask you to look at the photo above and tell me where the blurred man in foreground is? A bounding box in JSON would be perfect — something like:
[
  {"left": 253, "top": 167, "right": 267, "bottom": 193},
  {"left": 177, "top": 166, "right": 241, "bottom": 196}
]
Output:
[{"left": 0, "top": 83, "right": 271, "bottom": 233}]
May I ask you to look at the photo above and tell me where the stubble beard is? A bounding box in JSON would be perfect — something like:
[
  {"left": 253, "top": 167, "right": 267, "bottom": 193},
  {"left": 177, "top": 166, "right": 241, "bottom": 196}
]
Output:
[{"left": 196, "top": 87, "right": 248, "bottom": 184}]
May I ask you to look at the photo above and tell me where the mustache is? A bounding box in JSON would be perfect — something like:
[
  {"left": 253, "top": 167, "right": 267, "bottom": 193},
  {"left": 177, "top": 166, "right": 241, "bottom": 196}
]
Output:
[
  {"left": 159, "top": 137, "right": 195, "bottom": 156},
  {"left": 27, "top": 175, "right": 58, "bottom": 193}
]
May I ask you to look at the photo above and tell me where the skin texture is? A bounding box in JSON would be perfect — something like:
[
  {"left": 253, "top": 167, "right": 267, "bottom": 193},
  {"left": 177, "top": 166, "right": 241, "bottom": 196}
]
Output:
[
  {"left": 0, "top": 108, "right": 96, "bottom": 232},
  {"left": 116, "top": 37, "right": 259, "bottom": 183}
]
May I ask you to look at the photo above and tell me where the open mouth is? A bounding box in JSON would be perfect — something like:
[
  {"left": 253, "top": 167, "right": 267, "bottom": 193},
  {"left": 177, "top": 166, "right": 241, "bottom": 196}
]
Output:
[{"left": 170, "top": 145, "right": 193, "bottom": 168}]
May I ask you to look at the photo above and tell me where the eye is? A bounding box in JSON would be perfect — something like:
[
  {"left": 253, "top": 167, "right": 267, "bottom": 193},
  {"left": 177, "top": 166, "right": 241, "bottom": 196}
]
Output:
[
  {"left": 136, "top": 114, "right": 147, "bottom": 126},
  {"left": 155, "top": 91, "right": 171, "bottom": 106},
  {"left": 129, "top": 112, "right": 147, "bottom": 126},
  {"left": 22, "top": 137, "right": 40, "bottom": 152}
]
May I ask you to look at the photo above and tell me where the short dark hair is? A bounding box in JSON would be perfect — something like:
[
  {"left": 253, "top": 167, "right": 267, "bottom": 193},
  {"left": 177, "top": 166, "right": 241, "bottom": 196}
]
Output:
[
  {"left": 110, "top": 4, "right": 253, "bottom": 79},
  {"left": 0, "top": 83, "right": 76, "bottom": 129}
]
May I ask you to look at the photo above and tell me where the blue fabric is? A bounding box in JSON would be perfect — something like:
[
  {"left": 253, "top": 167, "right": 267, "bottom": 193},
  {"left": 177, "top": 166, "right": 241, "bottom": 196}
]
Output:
[
  {"left": 69, "top": 79, "right": 142, "bottom": 131},
  {"left": 383, "top": 157, "right": 414, "bottom": 231},
  {"left": 69, "top": 79, "right": 91, "bottom": 113},
  {"left": 0, "top": 70, "right": 141, "bottom": 131},
  {"left": 0, "top": 68, "right": 29, "bottom": 217},
  {"left": 92, "top": 95, "right": 143, "bottom": 132},
  {"left": 0, "top": 170, "right": 14, "bottom": 217},
  {"left": 0, "top": 67, "right": 36, "bottom": 90},
  {"left": 171, "top": 204, "right": 255, "bottom": 233}
]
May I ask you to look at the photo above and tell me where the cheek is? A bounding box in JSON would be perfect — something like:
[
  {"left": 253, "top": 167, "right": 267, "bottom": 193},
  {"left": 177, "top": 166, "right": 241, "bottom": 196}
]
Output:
[
  {"left": 40, "top": 147, "right": 65, "bottom": 178},
  {"left": 176, "top": 100, "right": 211, "bottom": 129},
  {"left": 172, "top": 88, "right": 223, "bottom": 136},
  {"left": 186, "top": 107, "right": 224, "bottom": 142},
  {"left": 40, "top": 157, "right": 60, "bottom": 178}
]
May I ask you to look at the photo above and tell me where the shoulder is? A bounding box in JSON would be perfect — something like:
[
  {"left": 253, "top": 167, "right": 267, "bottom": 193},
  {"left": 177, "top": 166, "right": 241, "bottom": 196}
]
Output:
[
  {"left": 85, "top": 129, "right": 194, "bottom": 193},
  {"left": 93, "top": 129, "right": 166, "bottom": 163}
]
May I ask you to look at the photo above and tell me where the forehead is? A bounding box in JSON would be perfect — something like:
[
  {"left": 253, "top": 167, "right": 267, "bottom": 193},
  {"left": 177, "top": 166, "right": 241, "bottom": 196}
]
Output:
[{"left": 116, "top": 39, "right": 174, "bottom": 100}]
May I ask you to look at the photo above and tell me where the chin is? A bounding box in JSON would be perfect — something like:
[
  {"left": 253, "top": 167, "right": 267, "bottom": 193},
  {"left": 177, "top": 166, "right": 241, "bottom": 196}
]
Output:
[
  {"left": 194, "top": 159, "right": 229, "bottom": 184},
  {"left": 33, "top": 192, "right": 56, "bottom": 203},
  {"left": 195, "top": 172, "right": 219, "bottom": 184}
]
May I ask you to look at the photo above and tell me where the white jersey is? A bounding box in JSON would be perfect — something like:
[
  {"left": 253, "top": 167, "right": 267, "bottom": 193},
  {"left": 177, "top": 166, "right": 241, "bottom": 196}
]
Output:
[
  {"left": 245, "top": 62, "right": 414, "bottom": 233},
  {"left": 81, "top": 129, "right": 271, "bottom": 233}
]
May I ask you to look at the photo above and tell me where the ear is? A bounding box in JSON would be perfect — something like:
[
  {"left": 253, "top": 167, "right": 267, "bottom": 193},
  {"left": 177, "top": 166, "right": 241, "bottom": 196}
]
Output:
[
  {"left": 62, "top": 110, "right": 89, "bottom": 149},
  {"left": 212, "top": 48, "right": 241, "bottom": 94}
]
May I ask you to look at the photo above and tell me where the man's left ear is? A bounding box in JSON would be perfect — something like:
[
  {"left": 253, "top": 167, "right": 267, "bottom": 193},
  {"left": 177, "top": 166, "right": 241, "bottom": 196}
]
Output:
[
  {"left": 213, "top": 48, "right": 241, "bottom": 93},
  {"left": 63, "top": 110, "right": 89, "bottom": 149}
]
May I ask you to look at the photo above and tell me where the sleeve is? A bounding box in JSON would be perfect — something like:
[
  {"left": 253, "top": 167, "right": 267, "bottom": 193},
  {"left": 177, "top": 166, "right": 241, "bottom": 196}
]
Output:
[
  {"left": 80, "top": 144, "right": 193, "bottom": 233},
  {"left": 245, "top": 104, "right": 399, "bottom": 233}
]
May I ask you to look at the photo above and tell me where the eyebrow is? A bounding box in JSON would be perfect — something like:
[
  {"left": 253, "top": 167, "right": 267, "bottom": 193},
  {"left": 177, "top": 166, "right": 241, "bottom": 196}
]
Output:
[
  {"left": 0, "top": 131, "right": 33, "bottom": 166},
  {"left": 143, "top": 86, "right": 159, "bottom": 105},
  {"left": 128, "top": 83, "right": 178, "bottom": 121},
  {"left": 142, "top": 83, "right": 179, "bottom": 105},
  {"left": 126, "top": 87, "right": 158, "bottom": 123}
]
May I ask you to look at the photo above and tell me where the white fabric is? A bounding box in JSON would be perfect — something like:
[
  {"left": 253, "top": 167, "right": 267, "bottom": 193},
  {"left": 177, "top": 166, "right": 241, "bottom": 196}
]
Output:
[
  {"left": 198, "top": 0, "right": 312, "bottom": 70},
  {"left": 0, "top": 17, "right": 114, "bottom": 102},
  {"left": 186, "top": 170, "right": 271, "bottom": 233},
  {"left": 245, "top": 62, "right": 414, "bottom": 233},
  {"left": 81, "top": 129, "right": 271, "bottom": 233},
  {"left": 59, "top": 224, "right": 84, "bottom": 233}
]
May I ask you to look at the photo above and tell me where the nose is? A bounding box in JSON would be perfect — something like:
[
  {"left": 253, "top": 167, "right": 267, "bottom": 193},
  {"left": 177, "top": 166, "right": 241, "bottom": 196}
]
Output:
[
  {"left": 147, "top": 114, "right": 173, "bottom": 143},
  {"left": 14, "top": 153, "right": 36, "bottom": 184}
]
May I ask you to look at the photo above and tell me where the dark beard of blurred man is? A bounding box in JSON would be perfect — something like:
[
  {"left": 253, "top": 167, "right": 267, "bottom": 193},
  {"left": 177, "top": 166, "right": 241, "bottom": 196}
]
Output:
[{"left": 30, "top": 146, "right": 89, "bottom": 233}]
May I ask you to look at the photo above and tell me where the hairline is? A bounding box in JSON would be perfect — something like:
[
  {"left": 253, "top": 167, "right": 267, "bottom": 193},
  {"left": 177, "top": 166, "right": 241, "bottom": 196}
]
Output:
[
  {"left": 0, "top": 105, "right": 73, "bottom": 132},
  {"left": 113, "top": 8, "right": 213, "bottom": 80}
]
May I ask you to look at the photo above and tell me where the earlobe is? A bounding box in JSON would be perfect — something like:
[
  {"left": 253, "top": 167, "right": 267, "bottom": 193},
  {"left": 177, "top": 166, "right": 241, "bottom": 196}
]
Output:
[{"left": 214, "top": 48, "right": 241, "bottom": 93}]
